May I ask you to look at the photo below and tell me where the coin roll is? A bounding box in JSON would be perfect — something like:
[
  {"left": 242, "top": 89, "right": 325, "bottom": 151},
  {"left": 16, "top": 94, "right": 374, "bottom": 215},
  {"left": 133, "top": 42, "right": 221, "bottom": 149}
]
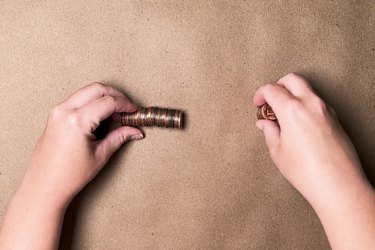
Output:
[
  {"left": 121, "top": 107, "right": 184, "bottom": 129},
  {"left": 257, "top": 104, "right": 277, "bottom": 121}
]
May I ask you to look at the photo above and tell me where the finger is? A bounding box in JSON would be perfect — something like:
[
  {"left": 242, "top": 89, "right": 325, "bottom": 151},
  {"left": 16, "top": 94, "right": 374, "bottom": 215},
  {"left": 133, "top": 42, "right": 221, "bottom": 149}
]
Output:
[
  {"left": 60, "top": 82, "right": 130, "bottom": 109},
  {"left": 96, "top": 126, "right": 143, "bottom": 162},
  {"left": 256, "top": 119, "right": 280, "bottom": 151},
  {"left": 253, "top": 83, "right": 295, "bottom": 115},
  {"left": 77, "top": 95, "right": 137, "bottom": 131},
  {"left": 276, "top": 73, "right": 314, "bottom": 98}
]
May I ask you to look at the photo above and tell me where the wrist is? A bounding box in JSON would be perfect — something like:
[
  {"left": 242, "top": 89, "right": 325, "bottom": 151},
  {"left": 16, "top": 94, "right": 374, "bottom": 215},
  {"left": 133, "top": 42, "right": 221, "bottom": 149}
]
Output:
[
  {"left": 17, "top": 175, "right": 73, "bottom": 212},
  {"left": 1, "top": 176, "right": 70, "bottom": 250},
  {"left": 21, "top": 162, "right": 81, "bottom": 209},
  {"left": 307, "top": 170, "right": 374, "bottom": 217},
  {"left": 294, "top": 161, "right": 370, "bottom": 207},
  {"left": 309, "top": 179, "right": 375, "bottom": 249}
]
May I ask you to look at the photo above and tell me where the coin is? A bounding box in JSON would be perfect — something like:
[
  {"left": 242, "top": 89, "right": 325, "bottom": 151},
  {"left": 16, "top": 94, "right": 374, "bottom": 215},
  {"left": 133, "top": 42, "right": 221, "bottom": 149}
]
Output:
[{"left": 257, "top": 104, "right": 277, "bottom": 121}]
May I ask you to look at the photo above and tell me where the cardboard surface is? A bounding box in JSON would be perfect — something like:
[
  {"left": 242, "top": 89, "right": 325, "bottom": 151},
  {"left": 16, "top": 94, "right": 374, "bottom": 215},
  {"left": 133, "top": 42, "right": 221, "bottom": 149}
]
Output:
[{"left": 1, "top": 1, "right": 374, "bottom": 249}]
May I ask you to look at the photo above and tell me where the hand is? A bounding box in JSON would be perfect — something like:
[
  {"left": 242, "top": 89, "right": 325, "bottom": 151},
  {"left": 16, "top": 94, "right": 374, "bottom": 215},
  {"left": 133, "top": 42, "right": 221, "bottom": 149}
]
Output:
[
  {"left": 0, "top": 83, "right": 144, "bottom": 250},
  {"left": 22, "top": 82, "right": 143, "bottom": 206},
  {"left": 254, "top": 73, "right": 375, "bottom": 249},
  {"left": 253, "top": 73, "right": 368, "bottom": 203}
]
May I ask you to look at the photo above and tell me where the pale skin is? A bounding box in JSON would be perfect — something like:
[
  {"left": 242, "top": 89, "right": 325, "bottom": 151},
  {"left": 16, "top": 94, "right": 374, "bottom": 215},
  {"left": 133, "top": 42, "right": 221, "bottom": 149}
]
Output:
[{"left": 0, "top": 73, "right": 374, "bottom": 249}]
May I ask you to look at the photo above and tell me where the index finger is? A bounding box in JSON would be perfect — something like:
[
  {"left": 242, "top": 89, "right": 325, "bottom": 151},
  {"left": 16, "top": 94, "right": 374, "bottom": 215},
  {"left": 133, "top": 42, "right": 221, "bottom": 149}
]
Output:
[
  {"left": 77, "top": 95, "right": 137, "bottom": 132},
  {"left": 253, "top": 83, "right": 295, "bottom": 115},
  {"left": 276, "top": 73, "right": 315, "bottom": 98},
  {"left": 59, "top": 82, "right": 127, "bottom": 109}
]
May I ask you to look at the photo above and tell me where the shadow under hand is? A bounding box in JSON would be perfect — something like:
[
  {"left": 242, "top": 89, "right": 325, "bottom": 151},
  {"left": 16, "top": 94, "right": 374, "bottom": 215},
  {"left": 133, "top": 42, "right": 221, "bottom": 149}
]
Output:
[{"left": 301, "top": 71, "right": 375, "bottom": 187}]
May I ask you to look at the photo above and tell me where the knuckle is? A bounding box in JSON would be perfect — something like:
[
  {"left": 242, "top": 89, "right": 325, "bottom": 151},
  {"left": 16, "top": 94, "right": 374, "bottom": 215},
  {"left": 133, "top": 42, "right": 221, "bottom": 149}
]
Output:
[
  {"left": 311, "top": 97, "right": 328, "bottom": 115},
  {"left": 96, "top": 148, "right": 109, "bottom": 165},
  {"left": 268, "top": 142, "right": 279, "bottom": 154},
  {"left": 262, "top": 83, "right": 276, "bottom": 93},
  {"left": 269, "top": 148, "right": 280, "bottom": 161},
  {"left": 285, "top": 72, "right": 303, "bottom": 81},
  {"left": 101, "top": 152, "right": 111, "bottom": 164},
  {"left": 91, "top": 82, "right": 106, "bottom": 93},
  {"left": 285, "top": 72, "right": 298, "bottom": 78},
  {"left": 287, "top": 100, "right": 304, "bottom": 113},
  {"left": 103, "top": 95, "right": 116, "bottom": 104},
  {"left": 284, "top": 72, "right": 311, "bottom": 87},
  {"left": 118, "top": 134, "right": 128, "bottom": 145},
  {"left": 48, "top": 105, "right": 64, "bottom": 120},
  {"left": 91, "top": 82, "right": 104, "bottom": 89},
  {"left": 65, "top": 112, "right": 84, "bottom": 128},
  {"left": 278, "top": 72, "right": 298, "bottom": 83},
  {"left": 285, "top": 100, "right": 309, "bottom": 120},
  {"left": 263, "top": 83, "right": 275, "bottom": 90}
]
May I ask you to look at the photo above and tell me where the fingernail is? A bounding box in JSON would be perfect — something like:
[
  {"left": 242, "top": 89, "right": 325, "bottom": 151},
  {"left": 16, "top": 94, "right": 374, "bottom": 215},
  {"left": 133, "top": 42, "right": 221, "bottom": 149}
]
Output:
[
  {"left": 256, "top": 122, "right": 263, "bottom": 131},
  {"left": 130, "top": 134, "right": 144, "bottom": 140}
]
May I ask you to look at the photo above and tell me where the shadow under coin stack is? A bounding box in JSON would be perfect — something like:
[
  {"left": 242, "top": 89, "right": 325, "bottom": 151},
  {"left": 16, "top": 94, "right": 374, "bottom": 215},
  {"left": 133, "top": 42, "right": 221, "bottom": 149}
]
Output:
[{"left": 120, "top": 107, "right": 184, "bottom": 129}]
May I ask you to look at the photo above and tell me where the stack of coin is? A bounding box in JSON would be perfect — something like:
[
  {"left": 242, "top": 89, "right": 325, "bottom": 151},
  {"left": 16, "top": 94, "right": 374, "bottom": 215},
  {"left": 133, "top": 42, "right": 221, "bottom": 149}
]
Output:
[
  {"left": 120, "top": 107, "right": 184, "bottom": 129},
  {"left": 257, "top": 103, "right": 277, "bottom": 121}
]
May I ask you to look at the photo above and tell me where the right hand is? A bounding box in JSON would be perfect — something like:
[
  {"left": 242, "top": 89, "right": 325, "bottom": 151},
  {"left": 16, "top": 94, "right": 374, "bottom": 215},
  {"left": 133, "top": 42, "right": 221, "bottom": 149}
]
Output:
[{"left": 253, "top": 73, "right": 371, "bottom": 206}]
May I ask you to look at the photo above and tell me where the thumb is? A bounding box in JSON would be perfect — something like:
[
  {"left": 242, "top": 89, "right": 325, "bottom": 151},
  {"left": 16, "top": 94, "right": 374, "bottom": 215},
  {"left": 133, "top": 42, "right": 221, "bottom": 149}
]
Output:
[
  {"left": 256, "top": 120, "right": 280, "bottom": 151},
  {"left": 96, "top": 126, "right": 143, "bottom": 161}
]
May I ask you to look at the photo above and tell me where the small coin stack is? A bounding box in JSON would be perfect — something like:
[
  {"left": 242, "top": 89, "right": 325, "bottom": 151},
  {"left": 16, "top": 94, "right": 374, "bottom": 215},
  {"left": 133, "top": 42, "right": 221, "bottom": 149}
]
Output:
[
  {"left": 257, "top": 103, "right": 277, "bottom": 121},
  {"left": 120, "top": 107, "right": 184, "bottom": 129}
]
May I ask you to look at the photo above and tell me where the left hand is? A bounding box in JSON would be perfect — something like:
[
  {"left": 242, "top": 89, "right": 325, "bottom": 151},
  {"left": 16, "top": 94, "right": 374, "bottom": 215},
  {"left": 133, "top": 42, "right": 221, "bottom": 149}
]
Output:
[{"left": 21, "top": 82, "right": 143, "bottom": 206}]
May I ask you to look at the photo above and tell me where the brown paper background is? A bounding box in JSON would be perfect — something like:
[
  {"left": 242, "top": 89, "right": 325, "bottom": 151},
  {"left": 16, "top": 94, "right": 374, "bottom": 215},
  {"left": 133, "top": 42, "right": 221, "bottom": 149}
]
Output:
[{"left": 1, "top": 0, "right": 374, "bottom": 249}]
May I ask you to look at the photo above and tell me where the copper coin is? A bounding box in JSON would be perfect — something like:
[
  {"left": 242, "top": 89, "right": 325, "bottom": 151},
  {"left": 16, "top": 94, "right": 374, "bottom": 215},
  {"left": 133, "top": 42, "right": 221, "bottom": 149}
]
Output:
[
  {"left": 120, "top": 106, "right": 184, "bottom": 129},
  {"left": 257, "top": 104, "right": 277, "bottom": 121}
]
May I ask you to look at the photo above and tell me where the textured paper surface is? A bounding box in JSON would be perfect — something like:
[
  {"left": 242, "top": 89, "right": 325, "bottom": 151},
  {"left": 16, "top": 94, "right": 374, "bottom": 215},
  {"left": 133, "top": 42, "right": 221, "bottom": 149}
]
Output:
[{"left": 1, "top": 1, "right": 374, "bottom": 249}]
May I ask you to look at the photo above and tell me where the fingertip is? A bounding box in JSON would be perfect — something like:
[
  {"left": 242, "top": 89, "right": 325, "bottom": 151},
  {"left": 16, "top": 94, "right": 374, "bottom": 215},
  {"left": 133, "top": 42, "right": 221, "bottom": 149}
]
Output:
[
  {"left": 255, "top": 120, "right": 264, "bottom": 131},
  {"left": 253, "top": 84, "right": 267, "bottom": 106},
  {"left": 116, "top": 96, "right": 138, "bottom": 113},
  {"left": 130, "top": 134, "right": 144, "bottom": 140},
  {"left": 128, "top": 103, "right": 138, "bottom": 113},
  {"left": 97, "top": 126, "right": 143, "bottom": 157},
  {"left": 256, "top": 119, "right": 280, "bottom": 150},
  {"left": 119, "top": 126, "right": 143, "bottom": 141}
]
